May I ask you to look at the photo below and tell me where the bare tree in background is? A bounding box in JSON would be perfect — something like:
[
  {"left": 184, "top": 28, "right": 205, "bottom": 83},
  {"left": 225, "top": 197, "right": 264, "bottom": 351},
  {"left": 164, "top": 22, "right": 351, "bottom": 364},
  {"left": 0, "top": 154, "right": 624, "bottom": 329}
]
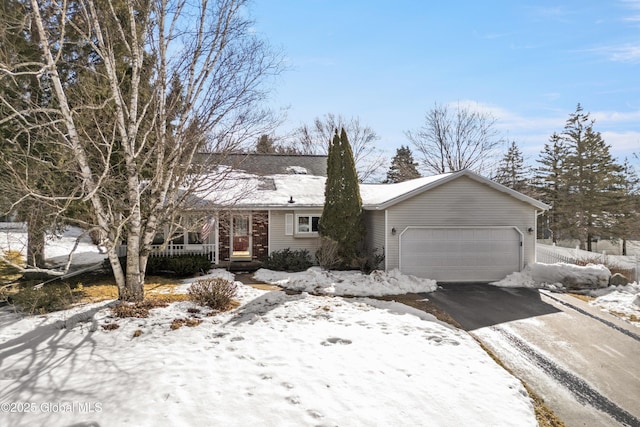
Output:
[
  {"left": 406, "top": 103, "right": 504, "bottom": 175},
  {"left": 0, "top": 0, "right": 281, "bottom": 300},
  {"left": 289, "top": 113, "right": 386, "bottom": 182}
]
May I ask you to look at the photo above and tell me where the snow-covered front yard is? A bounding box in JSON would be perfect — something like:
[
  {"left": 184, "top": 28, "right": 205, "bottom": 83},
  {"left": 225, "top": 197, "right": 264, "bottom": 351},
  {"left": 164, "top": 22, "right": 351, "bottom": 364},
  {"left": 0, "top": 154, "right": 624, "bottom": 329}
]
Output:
[
  {"left": 2, "top": 227, "right": 639, "bottom": 425},
  {"left": 1, "top": 270, "right": 537, "bottom": 426}
]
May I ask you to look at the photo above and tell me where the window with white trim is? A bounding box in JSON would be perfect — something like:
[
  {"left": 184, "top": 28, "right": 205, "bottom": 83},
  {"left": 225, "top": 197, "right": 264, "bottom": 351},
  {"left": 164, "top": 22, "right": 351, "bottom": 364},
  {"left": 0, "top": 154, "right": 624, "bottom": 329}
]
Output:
[{"left": 296, "top": 214, "right": 320, "bottom": 234}]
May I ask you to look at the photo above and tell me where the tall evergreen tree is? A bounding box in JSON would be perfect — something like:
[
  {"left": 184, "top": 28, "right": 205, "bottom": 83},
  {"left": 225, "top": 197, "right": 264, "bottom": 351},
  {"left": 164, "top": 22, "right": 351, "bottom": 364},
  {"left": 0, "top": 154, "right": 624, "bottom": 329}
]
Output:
[
  {"left": 494, "top": 141, "right": 532, "bottom": 194},
  {"left": 535, "top": 133, "right": 571, "bottom": 242},
  {"left": 319, "top": 128, "right": 365, "bottom": 264},
  {"left": 611, "top": 159, "right": 640, "bottom": 255},
  {"left": 562, "top": 104, "right": 626, "bottom": 250},
  {"left": 385, "top": 145, "right": 421, "bottom": 183}
]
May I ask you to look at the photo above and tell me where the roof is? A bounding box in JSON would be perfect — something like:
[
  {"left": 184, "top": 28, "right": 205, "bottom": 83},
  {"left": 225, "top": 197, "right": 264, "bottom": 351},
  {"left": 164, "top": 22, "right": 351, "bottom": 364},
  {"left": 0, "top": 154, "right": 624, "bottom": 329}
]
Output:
[
  {"left": 196, "top": 169, "right": 550, "bottom": 211},
  {"left": 196, "top": 153, "right": 328, "bottom": 176},
  {"left": 363, "top": 169, "right": 551, "bottom": 211}
]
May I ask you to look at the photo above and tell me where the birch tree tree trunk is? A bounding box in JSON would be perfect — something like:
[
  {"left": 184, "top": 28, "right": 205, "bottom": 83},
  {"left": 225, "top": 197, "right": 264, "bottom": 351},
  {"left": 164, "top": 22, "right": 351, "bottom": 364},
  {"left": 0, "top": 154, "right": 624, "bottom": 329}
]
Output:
[{"left": 1, "top": 0, "right": 281, "bottom": 300}]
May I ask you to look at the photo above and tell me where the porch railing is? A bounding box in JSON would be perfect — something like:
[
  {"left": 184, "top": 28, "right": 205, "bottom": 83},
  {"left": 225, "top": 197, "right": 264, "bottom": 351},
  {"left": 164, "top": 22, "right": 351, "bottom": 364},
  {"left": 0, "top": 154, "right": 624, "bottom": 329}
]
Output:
[{"left": 116, "top": 244, "right": 217, "bottom": 263}]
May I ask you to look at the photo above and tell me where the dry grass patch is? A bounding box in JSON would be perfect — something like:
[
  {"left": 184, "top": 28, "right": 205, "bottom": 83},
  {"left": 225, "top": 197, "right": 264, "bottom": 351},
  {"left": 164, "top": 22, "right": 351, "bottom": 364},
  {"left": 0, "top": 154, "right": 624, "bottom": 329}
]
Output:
[
  {"left": 111, "top": 298, "right": 170, "bottom": 318},
  {"left": 610, "top": 311, "right": 640, "bottom": 323},
  {"left": 77, "top": 276, "right": 186, "bottom": 304},
  {"left": 102, "top": 322, "right": 120, "bottom": 331},
  {"left": 170, "top": 317, "right": 203, "bottom": 330},
  {"left": 568, "top": 293, "right": 594, "bottom": 303}
]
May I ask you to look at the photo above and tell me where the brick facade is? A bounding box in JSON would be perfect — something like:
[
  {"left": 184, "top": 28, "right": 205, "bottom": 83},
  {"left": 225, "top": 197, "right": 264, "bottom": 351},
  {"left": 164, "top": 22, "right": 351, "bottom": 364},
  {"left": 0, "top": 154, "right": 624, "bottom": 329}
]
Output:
[{"left": 217, "top": 211, "right": 269, "bottom": 262}]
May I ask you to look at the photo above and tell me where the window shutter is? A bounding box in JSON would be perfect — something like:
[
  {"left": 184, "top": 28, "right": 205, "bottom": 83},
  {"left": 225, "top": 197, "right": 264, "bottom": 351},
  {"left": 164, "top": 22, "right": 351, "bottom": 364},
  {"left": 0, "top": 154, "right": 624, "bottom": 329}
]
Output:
[{"left": 285, "top": 214, "right": 294, "bottom": 236}]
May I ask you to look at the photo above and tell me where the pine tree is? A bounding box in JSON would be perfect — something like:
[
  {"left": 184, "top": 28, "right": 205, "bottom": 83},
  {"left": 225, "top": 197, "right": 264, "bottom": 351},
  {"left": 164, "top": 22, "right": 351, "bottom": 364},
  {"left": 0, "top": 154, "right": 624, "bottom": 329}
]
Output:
[
  {"left": 494, "top": 141, "right": 532, "bottom": 194},
  {"left": 611, "top": 159, "right": 640, "bottom": 255},
  {"left": 319, "top": 128, "right": 365, "bottom": 265},
  {"left": 535, "top": 133, "right": 571, "bottom": 242},
  {"left": 385, "top": 145, "right": 421, "bottom": 183},
  {"left": 256, "top": 134, "right": 275, "bottom": 153},
  {"left": 561, "top": 104, "right": 626, "bottom": 250}
]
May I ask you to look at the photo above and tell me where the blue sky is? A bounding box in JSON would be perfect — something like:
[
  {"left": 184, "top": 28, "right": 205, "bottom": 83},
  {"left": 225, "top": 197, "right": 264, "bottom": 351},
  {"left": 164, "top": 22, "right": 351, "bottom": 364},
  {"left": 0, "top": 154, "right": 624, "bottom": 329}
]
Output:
[{"left": 250, "top": 0, "right": 640, "bottom": 168}]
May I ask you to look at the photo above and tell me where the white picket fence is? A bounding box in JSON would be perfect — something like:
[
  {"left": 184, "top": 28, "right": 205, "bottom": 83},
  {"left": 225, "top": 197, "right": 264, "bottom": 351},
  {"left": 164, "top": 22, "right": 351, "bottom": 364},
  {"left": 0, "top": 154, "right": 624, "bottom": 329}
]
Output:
[{"left": 537, "top": 243, "right": 639, "bottom": 282}]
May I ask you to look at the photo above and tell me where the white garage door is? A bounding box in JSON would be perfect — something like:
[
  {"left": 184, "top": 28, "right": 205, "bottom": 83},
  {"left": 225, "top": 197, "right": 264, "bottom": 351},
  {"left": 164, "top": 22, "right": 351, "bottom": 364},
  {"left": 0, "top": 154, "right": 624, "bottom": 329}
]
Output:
[{"left": 399, "top": 227, "right": 522, "bottom": 282}]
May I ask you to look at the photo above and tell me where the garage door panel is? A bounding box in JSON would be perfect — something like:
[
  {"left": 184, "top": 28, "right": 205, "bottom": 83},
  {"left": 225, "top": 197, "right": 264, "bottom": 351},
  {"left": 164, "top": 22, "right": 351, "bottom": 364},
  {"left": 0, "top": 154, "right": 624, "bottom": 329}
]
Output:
[{"left": 400, "top": 227, "right": 521, "bottom": 282}]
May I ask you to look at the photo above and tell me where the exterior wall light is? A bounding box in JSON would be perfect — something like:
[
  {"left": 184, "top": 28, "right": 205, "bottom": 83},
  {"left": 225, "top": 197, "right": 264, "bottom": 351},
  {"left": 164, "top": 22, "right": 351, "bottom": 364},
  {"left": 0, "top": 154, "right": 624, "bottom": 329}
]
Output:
[{"left": 391, "top": 227, "right": 396, "bottom": 235}]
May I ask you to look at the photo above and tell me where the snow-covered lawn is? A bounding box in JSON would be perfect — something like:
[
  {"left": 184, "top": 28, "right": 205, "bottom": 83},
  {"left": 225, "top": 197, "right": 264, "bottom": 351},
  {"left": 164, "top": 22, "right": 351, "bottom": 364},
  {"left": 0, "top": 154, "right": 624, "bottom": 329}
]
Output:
[{"left": 0, "top": 270, "right": 537, "bottom": 426}]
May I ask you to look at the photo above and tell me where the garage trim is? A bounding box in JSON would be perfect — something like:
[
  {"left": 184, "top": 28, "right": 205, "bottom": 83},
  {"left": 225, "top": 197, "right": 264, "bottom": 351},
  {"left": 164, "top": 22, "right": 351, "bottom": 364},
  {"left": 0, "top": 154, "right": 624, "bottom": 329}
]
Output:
[{"left": 398, "top": 226, "right": 524, "bottom": 282}]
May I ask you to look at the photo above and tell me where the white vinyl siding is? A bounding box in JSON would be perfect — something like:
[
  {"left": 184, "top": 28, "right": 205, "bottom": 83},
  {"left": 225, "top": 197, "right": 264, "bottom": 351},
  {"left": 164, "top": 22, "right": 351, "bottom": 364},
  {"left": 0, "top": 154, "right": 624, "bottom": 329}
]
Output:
[
  {"left": 269, "top": 210, "right": 323, "bottom": 256},
  {"left": 383, "top": 176, "right": 537, "bottom": 274},
  {"left": 364, "top": 210, "right": 385, "bottom": 256}
]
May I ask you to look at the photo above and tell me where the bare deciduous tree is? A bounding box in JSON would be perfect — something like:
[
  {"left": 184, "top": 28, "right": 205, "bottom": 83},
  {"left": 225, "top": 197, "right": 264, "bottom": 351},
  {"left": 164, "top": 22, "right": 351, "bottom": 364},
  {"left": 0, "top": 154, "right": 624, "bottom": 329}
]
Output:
[
  {"left": 0, "top": 0, "right": 281, "bottom": 300},
  {"left": 288, "top": 113, "right": 386, "bottom": 182},
  {"left": 406, "top": 103, "right": 504, "bottom": 175}
]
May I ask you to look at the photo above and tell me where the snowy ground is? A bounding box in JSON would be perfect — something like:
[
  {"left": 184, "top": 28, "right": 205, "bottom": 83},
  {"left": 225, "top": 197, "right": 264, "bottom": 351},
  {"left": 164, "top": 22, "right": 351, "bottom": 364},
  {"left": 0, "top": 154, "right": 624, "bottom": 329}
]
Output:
[
  {"left": 0, "top": 225, "right": 105, "bottom": 268},
  {"left": 0, "top": 271, "right": 537, "bottom": 426}
]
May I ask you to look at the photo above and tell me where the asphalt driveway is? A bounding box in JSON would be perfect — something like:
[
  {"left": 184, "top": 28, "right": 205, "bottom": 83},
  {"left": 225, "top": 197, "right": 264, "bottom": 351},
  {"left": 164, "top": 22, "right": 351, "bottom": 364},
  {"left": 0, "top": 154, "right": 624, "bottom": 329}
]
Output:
[{"left": 424, "top": 283, "right": 640, "bottom": 427}]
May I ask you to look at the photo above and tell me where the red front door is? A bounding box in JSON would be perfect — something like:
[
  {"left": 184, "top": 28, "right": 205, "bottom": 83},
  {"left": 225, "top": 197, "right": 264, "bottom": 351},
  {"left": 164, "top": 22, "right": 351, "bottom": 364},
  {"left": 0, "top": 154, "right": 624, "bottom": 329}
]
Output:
[{"left": 232, "top": 215, "right": 250, "bottom": 258}]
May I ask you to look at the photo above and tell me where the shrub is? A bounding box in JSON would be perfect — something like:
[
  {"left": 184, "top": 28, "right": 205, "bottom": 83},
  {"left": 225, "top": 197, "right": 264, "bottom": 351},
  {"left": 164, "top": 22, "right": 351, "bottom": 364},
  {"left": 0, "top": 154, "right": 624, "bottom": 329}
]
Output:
[
  {"left": 188, "top": 277, "right": 237, "bottom": 311},
  {"left": 166, "top": 255, "right": 212, "bottom": 277},
  {"left": 104, "top": 254, "right": 211, "bottom": 277},
  {"left": 262, "top": 248, "right": 313, "bottom": 272},
  {"left": 355, "top": 246, "right": 385, "bottom": 274},
  {"left": 315, "top": 238, "right": 343, "bottom": 270},
  {"left": 11, "top": 283, "right": 78, "bottom": 315}
]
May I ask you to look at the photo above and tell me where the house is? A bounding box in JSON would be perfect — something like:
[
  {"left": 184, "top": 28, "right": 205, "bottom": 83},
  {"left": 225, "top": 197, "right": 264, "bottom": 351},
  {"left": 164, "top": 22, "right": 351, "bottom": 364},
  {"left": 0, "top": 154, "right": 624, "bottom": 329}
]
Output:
[{"left": 127, "top": 153, "right": 550, "bottom": 282}]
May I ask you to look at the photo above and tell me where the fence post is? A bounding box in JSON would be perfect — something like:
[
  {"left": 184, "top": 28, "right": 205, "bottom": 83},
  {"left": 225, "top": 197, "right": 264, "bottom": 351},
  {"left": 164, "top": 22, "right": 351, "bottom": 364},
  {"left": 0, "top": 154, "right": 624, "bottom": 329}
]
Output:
[{"left": 636, "top": 254, "right": 639, "bottom": 283}]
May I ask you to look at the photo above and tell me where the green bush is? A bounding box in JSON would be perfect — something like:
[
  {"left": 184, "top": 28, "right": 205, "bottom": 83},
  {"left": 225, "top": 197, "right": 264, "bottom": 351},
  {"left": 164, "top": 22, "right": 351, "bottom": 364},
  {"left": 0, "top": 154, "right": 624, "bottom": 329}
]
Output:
[
  {"left": 188, "top": 277, "right": 237, "bottom": 311},
  {"left": 166, "top": 255, "right": 212, "bottom": 277},
  {"left": 104, "top": 254, "right": 211, "bottom": 277},
  {"left": 355, "top": 246, "right": 385, "bottom": 274},
  {"left": 11, "top": 283, "right": 78, "bottom": 314},
  {"left": 262, "top": 248, "right": 313, "bottom": 272}
]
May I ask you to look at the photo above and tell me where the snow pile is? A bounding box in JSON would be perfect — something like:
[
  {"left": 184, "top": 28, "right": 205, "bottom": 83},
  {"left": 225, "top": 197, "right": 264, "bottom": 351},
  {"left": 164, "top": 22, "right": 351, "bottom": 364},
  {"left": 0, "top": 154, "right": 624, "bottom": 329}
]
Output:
[
  {"left": 586, "top": 283, "right": 640, "bottom": 325},
  {"left": 0, "top": 273, "right": 536, "bottom": 426},
  {"left": 493, "top": 262, "right": 611, "bottom": 289},
  {"left": 254, "top": 267, "right": 438, "bottom": 296}
]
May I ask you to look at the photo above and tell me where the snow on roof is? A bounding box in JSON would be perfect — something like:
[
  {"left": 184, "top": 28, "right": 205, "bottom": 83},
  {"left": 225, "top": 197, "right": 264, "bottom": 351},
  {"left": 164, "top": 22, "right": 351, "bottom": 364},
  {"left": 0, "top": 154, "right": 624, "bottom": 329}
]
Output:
[
  {"left": 197, "top": 169, "right": 548, "bottom": 210},
  {"left": 197, "top": 172, "right": 326, "bottom": 207},
  {"left": 360, "top": 173, "right": 452, "bottom": 207},
  {"left": 213, "top": 173, "right": 453, "bottom": 208}
]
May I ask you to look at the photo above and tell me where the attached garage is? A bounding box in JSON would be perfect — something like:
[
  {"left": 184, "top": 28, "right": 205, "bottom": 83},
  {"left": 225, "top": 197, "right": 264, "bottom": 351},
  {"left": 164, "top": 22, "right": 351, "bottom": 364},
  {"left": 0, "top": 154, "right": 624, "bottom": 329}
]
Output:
[
  {"left": 399, "top": 227, "right": 523, "bottom": 282},
  {"left": 362, "top": 169, "right": 550, "bottom": 283}
]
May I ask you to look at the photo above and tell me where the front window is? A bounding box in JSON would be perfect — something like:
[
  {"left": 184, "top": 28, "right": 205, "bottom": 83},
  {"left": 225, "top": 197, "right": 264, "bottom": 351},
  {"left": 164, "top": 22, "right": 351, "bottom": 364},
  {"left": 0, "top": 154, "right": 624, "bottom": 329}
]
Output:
[{"left": 297, "top": 215, "right": 320, "bottom": 234}]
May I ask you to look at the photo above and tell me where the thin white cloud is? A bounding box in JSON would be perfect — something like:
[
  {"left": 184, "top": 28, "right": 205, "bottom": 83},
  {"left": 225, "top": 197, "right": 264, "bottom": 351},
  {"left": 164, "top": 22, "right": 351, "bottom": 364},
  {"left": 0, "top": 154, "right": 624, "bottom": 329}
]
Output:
[
  {"left": 589, "top": 44, "right": 640, "bottom": 63},
  {"left": 592, "top": 110, "right": 640, "bottom": 123}
]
